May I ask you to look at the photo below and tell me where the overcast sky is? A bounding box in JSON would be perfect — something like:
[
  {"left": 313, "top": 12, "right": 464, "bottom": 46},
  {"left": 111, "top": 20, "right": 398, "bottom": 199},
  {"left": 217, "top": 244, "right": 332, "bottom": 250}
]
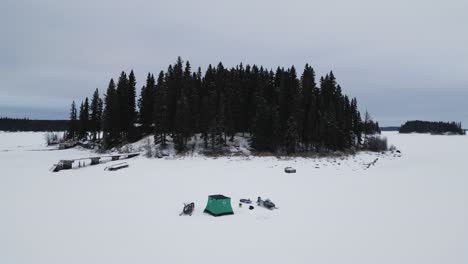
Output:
[{"left": 1, "top": 0, "right": 467, "bottom": 126}]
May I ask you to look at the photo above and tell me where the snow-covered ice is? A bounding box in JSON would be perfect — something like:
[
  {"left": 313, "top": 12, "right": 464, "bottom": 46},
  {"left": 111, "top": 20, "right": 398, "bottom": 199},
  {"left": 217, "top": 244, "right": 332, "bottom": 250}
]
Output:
[{"left": 1, "top": 131, "right": 467, "bottom": 264}]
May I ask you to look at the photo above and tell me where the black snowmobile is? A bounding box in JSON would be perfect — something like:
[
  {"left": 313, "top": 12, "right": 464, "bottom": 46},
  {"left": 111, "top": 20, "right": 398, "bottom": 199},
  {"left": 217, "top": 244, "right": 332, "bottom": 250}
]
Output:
[
  {"left": 179, "top": 202, "right": 195, "bottom": 216},
  {"left": 257, "top": 197, "right": 278, "bottom": 210}
]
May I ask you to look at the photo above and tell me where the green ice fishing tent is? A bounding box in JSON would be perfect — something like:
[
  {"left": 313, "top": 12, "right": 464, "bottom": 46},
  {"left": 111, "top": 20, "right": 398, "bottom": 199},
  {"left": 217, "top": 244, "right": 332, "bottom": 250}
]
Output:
[{"left": 204, "top": 194, "right": 234, "bottom": 217}]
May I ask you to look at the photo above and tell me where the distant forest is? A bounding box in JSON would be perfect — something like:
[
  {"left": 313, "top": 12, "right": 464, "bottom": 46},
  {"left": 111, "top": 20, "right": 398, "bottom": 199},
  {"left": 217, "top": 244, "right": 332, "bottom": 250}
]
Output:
[
  {"left": 399, "top": 120, "right": 465, "bottom": 135},
  {"left": 68, "top": 57, "right": 381, "bottom": 154},
  {"left": 380, "top": 126, "right": 400, "bottom": 132},
  {"left": 0, "top": 118, "right": 69, "bottom": 132}
]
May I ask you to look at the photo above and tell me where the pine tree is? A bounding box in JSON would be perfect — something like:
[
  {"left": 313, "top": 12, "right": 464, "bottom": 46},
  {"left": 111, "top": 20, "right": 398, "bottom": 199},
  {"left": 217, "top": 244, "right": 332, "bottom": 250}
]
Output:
[
  {"left": 102, "top": 79, "right": 117, "bottom": 149},
  {"left": 350, "top": 98, "right": 362, "bottom": 146},
  {"left": 97, "top": 97, "right": 103, "bottom": 139},
  {"left": 189, "top": 68, "right": 202, "bottom": 135},
  {"left": 127, "top": 70, "right": 137, "bottom": 140},
  {"left": 116, "top": 71, "right": 128, "bottom": 141},
  {"left": 78, "top": 98, "right": 89, "bottom": 140},
  {"left": 300, "top": 64, "right": 316, "bottom": 148},
  {"left": 154, "top": 71, "right": 168, "bottom": 147},
  {"left": 68, "top": 101, "right": 78, "bottom": 140},
  {"left": 166, "top": 57, "right": 184, "bottom": 132},
  {"left": 138, "top": 73, "right": 156, "bottom": 133},
  {"left": 90, "top": 88, "right": 101, "bottom": 141}
]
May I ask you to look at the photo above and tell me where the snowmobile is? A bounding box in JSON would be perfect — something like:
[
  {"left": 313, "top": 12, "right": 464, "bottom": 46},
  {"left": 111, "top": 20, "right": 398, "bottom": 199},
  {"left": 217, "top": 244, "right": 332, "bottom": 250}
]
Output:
[
  {"left": 257, "top": 197, "right": 278, "bottom": 210},
  {"left": 179, "top": 202, "right": 195, "bottom": 216}
]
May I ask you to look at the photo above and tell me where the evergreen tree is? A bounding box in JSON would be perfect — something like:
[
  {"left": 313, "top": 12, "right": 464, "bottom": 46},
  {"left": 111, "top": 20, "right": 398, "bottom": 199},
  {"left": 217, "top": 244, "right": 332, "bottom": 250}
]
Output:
[
  {"left": 154, "top": 71, "right": 168, "bottom": 147},
  {"left": 90, "top": 88, "right": 101, "bottom": 140},
  {"left": 300, "top": 64, "right": 316, "bottom": 149},
  {"left": 127, "top": 70, "right": 137, "bottom": 139},
  {"left": 166, "top": 57, "right": 184, "bottom": 132},
  {"left": 68, "top": 101, "right": 78, "bottom": 140},
  {"left": 138, "top": 73, "right": 156, "bottom": 133},
  {"left": 116, "top": 71, "right": 128, "bottom": 141},
  {"left": 102, "top": 79, "right": 118, "bottom": 149},
  {"left": 97, "top": 97, "right": 103, "bottom": 139},
  {"left": 351, "top": 98, "right": 362, "bottom": 146},
  {"left": 78, "top": 98, "right": 89, "bottom": 140}
]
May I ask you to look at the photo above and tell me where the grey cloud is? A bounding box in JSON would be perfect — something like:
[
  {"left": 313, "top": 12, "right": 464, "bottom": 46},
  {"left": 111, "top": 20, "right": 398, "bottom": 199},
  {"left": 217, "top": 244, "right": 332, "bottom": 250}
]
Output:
[{"left": 1, "top": 0, "right": 467, "bottom": 126}]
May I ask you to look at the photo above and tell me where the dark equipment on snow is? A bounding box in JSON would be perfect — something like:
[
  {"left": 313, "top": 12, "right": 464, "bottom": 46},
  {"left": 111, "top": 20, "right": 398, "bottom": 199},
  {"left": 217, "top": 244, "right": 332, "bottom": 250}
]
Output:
[
  {"left": 249, "top": 205, "right": 254, "bottom": 210},
  {"left": 240, "top": 199, "right": 252, "bottom": 204},
  {"left": 257, "top": 197, "right": 278, "bottom": 210},
  {"left": 179, "top": 202, "right": 195, "bottom": 216},
  {"left": 284, "top": 167, "right": 296, "bottom": 173},
  {"left": 105, "top": 162, "right": 129, "bottom": 171},
  {"left": 52, "top": 153, "right": 140, "bottom": 172}
]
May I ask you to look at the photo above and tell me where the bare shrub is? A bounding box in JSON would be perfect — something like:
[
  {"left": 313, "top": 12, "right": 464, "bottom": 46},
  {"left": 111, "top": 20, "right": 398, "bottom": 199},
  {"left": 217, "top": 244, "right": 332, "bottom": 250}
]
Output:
[
  {"left": 143, "top": 138, "right": 153, "bottom": 158},
  {"left": 363, "top": 136, "right": 388, "bottom": 152},
  {"left": 44, "top": 132, "right": 63, "bottom": 146},
  {"left": 119, "top": 144, "right": 133, "bottom": 154}
]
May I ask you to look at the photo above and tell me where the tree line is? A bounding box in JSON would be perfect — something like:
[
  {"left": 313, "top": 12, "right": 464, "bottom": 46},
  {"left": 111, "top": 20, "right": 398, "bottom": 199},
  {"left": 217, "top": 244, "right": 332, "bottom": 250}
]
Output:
[
  {"left": 0, "top": 118, "right": 69, "bottom": 132},
  {"left": 68, "top": 57, "right": 381, "bottom": 154},
  {"left": 399, "top": 120, "right": 465, "bottom": 135},
  {"left": 67, "top": 88, "right": 105, "bottom": 142}
]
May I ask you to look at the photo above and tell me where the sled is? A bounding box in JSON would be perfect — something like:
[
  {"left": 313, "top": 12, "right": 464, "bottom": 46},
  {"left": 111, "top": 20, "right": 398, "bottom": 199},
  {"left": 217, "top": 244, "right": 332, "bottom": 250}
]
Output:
[
  {"left": 105, "top": 162, "right": 129, "bottom": 171},
  {"left": 240, "top": 198, "right": 252, "bottom": 204}
]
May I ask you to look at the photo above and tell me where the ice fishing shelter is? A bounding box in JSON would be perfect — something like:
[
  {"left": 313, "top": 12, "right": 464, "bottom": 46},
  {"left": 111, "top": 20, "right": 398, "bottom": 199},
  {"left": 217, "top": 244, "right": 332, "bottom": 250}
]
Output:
[{"left": 204, "top": 195, "right": 234, "bottom": 216}]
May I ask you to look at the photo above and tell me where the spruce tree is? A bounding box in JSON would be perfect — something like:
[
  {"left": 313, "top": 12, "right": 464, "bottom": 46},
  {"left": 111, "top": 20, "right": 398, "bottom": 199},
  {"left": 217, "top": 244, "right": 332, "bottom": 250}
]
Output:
[
  {"left": 139, "top": 73, "right": 155, "bottom": 133},
  {"left": 78, "top": 99, "right": 89, "bottom": 140},
  {"left": 116, "top": 71, "right": 128, "bottom": 140},
  {"left": 90, "top": 88, "right": 101, "bottom": 141},
  {"left": 350, "top": 98, "right": 362, "bottom": 146},
  {"left": 68, "top": 101, "right": 78, "bottom": 140},
  {"left": 78, "top": 102, "right": 84, "bottom": 139},
  {"left": 154, "top": 71, "right": 168, "bottom": 147},
  {"left": 102, "top": 79, "right": 117, "bottom": 149},
  {"left": 127, "top": 70, "right": 137, "bottom": 139},
  {"left": 300, "top": 64, "right": 316, "bottom": 148},
  {"left": 97, "top": 97, "right": 103, "bottom": 139}
]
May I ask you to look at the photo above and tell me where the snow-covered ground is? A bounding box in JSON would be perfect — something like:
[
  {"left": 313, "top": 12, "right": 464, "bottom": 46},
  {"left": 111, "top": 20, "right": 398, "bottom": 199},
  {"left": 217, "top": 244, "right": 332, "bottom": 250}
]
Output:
[{"left": 1, "top": 131, "right": 467, "bottom": 264}]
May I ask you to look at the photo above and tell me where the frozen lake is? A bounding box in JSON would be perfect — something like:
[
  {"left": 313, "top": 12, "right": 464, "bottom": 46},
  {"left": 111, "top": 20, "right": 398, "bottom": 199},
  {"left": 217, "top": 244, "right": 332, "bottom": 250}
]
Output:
[{"left": 1, "top": 131, "right": 467, "bottom": 264}]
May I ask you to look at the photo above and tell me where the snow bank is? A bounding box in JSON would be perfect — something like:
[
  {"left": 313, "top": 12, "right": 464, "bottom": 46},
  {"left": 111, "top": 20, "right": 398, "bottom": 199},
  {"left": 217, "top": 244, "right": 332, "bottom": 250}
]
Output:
[{"left": 119, "top": 133, "right": 252, "bottom": 157}]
